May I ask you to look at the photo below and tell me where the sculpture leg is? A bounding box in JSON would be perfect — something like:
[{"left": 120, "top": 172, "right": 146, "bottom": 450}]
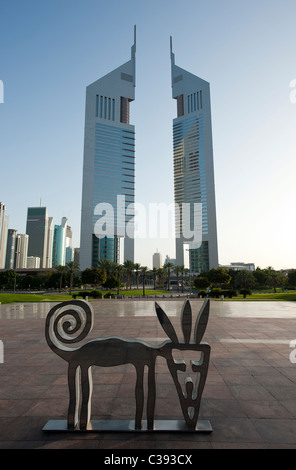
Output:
[
  {"left": 80, "top": 366, "right": 93, "bottom": 430},
  {"left": 134, "top": 364, "right": 144, "bottom": 430},
  {"left": 67, "top": 363, "right": 80, "bottom": 429},
  {"left": 147, "top": 362, "right": 156, "bottom": 430}
]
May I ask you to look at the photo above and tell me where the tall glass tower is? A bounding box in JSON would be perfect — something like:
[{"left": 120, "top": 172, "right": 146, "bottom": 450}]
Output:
[
  {"left": 26, "top": 207, "right": 53, "bottom": 269},
  {"left": 171, "top": 38, "right": 218, "bottom": 273},
  {"left": 80, "top": 27, "right": 136, "bottom": 270}
]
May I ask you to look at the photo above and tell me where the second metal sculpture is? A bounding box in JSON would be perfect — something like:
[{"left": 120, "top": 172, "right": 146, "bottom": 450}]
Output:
[{"left": 43, "top": 299, "right": 212, "bottom": 432}]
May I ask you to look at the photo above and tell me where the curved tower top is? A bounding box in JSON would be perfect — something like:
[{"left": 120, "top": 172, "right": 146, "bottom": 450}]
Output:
[
  {"left": 80, "top": 27, "right": 136, "bottom": 270},
  {"left": 170, "top": 36, "right": 218, "bottom": 273}
]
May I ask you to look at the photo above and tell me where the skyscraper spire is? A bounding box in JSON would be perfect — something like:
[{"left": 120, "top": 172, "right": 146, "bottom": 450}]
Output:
[
  {"left": 80, "top": 28, "right": 136, "bottom": 270},
  {"left": 171, "top": 39, "right": 218, "bottom": 273}
]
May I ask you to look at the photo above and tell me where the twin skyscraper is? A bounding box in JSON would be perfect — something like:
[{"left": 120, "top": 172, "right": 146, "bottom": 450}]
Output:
[{"left": 80, "top": 27, "right": 218, "bottom": 274}]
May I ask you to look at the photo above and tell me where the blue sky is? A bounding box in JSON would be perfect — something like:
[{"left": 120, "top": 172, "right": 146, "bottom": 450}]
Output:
[{"left": 1, "top": 0, "right": 296, "bottom": 270}]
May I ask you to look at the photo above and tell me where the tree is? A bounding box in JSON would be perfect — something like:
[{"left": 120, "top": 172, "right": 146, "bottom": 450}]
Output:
[
  {"left": 134, "top": 263, "right": 141, "bottom": 289},
  {"left": 141, "top": 266, "right": 148, "bottom": 296},
  {"left": 240, "top": 288, "right": 252, "bottom": 299},
  {"left": 206, "top": 268, "right": 231, "bottom": 288},
  {"left": 157, "top": 267, "right": 166, "bottom": 288},
  {"left": 234, "top": 270, "right": 256, "bottom": 290},
  {"left": 265, "top": 267, "right": 286, "bottom": 292},
  {"left": 164, "top": 261, "right": 175, "bottom": 291},
  {"left": 253, "top": 267, "right": 269, "bottom": 287},
  {"left": 179, "top": 265, "right": 186, "bottom": 293},
  {"left": 173, "top": 265, "right": 181, "bottom": 291},
  {"left": 152, "top": 267, "right": 158, "bottom": 290},
  {"left": 123, "top": 260, "right": 134, "bottom": 290},
  {"left": 81, "top": 268, "right": 106, "bottom": 288},
  {"left": 97, "top": 259, "right": 116, "bottom": 277},
  {"left": 0, "top": 270, "right": 17, "bottom": 290},
  {"left": 66, "top": 261, "right": 80, "bottom": 294},
  {"left": 103, "top": 275, "right": 121, "bottom": 291},
  {"left": 56, "top": 265, "right": 67, "bottom": 292},
  {"left": 194, "top": 276, "right": 211, "bottom": 290},
  {"left": 288, "top": 270, "right": 296, "bottom": 287},
  {"left": 114, "top": 263, "right": 124, "bottom": 294}
]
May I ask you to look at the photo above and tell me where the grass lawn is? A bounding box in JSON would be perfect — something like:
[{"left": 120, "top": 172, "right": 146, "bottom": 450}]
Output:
[
  {"left": 0, "top": 294, "right": 73, "bottom": 304},
  {"left": 0, "top": 290, "right": 170, "bottom": 304},
  {"left": 221, "top": 291, "right": 296, "bottom": 301},
  {"left": 1, "top": 290, "right": 295, "bottom": 305}
]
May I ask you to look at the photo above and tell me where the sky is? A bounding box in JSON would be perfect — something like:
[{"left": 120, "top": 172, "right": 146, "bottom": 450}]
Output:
[{"left": 0, "top": 0, "right": 296, "bottom": 270}]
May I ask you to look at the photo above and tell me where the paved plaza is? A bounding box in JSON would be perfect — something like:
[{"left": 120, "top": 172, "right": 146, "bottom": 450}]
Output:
[{"left": 0, "top": 298, "right": 296, "bottom": 449}]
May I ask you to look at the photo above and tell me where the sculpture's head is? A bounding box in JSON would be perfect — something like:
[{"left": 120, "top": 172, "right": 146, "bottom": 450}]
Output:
[{"left": 155, "top": 300, "right": 211, "bottom": 429}]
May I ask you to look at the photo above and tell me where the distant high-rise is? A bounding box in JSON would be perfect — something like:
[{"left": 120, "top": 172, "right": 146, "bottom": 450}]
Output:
[
  {"left": 80, "top": 27, "right": 136, "bottom": 271},
  {"left": 26, "top": 207, "right": 53, "bottom": 269},
  {"left": 153, "top": 251, "right": 163, "bottom": 270},
  {"left": 5, "top": 228, "right": 17, "bottom": 269},
  {"left": 52, "top": 217, "right": 67, "bottom": 267},
  {"left": 65, "top": 225, "right": 73, "bottom": 264},
  {"left": 15, "top": 234, "right": 29, "bottom": 269},
  {"left": 0, "top": 203, "right": 8, "bottom": 269},
  {"left": 170, "top": 38, "right": 218, "bottom": 273}
]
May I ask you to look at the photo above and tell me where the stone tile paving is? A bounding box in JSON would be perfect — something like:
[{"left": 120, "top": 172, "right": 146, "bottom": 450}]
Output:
[{"left": 0, "top": 299, "right": 296, "bottom": 449}]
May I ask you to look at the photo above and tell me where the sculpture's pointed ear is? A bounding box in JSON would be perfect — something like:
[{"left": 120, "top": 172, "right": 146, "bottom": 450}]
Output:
[
  {"left": 194, "top": 299, "right": 210, "bottom": 344},
  {"left": 155, "top": 303, "right": 179, "bottom": 344},
  {"left": 181, "top": 300, "right": 192, "bottom": 344}
]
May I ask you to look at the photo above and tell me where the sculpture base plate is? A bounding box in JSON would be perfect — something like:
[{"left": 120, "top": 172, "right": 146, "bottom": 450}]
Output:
[{"left": 43, "top": 419, "right": 212, "bottom": 433}]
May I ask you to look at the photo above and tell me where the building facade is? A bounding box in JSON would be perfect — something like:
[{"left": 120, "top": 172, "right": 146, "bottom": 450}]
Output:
[
  {"left": 220, "top": 262, "right": 255, "bottom": 272},
  {"left": 15, "top": 234, "right": 29, "bottom": 269},
  {"left": 26, "top": 207, "right": 53, "bottom": 269},
  {"left": 65, "top": 225, "right": 73, "bottom": 264},
  {"left": 80, "top": 27, "right": 136, "bottom": 270},
  {"left": 52, "top": 218, "right": 67, "bottom": 267},
  {"left": 153, "top": 251, "right": 163, "bottom": 270},
  {"left": 170, "top": 38, "right": 218, "bottom": 273},
  {"left": 5, "top": 228, "right": 17, "bottom": 269}
]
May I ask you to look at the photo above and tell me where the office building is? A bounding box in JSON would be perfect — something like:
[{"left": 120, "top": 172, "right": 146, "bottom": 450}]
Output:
[
  {"left": 15, "top": 234, "right": 29, "bottom": 269},
  {"left": 153, "top": 251, "right": 162, "bottom": 270},
  {"left": 170, "top": 38, "right": 218, "bottom": 273},
  {"left": 0, "top": 203, "right": 8, "bottom": 269},
  {"left": 46, "top": 217, "right": 53, "bottom": 268},
  {"left": 65, "top": 225, "right": 73, "bottom": 264},
  {"left": 52, "top": 217, "right": 67, "bottom": 267},
  {"left": 220, "top": 262, "right": 255, "bottom": 272},
  {"left": 26, "top": 207, "right": 53, "bottom": 269},
  {"left": 5, "top": 228, "right": 17, "bottom": 269},
  {"left": 164, "top": 255, "right": 176, "bottom": 266},
  {"left": 80, "top": 27, "right": 136, "bottom": 270},
  {"left": 27, "top": 256, "right": 40, "bottom": 269}
]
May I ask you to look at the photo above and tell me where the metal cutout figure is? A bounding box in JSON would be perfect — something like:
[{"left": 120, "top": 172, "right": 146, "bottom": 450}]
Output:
[{"left": 43, "top": 299, "right": 212, "bottom": 432}]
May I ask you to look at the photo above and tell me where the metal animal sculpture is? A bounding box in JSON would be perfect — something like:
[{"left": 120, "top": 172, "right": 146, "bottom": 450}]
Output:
[{"left": 45, "top": 299, "right": 211, "bottom": 431}]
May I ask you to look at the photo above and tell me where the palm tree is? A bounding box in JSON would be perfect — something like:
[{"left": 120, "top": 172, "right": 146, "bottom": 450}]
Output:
[
  {"left": 152, "top": 267, "right": 158, "bottom": 290},
  {"left": 164, "top": 261, "right": 175, "bottom": 291},
  {"left": 56, "top": 265, "right": 67, "bottom": 292},
  {"left": 141, "top": 266, "right": 148, "bottom": 296},
  {"left": 123, "top": 260, "right": 134, "bottom": 290},
  {"left": 179, "top": 265, "right": 185, "bottom": 293},
  {"left": 97, "top": 259, "right": 115, "bottom": 278},
  {"left": 157, "top": 267, "right": 166, "bottom": 288},
  {"left": 66, "top": 261, "right": 80, "bottom": 294},
  {"left": 114, "top": 263, "right": 124, "bottom": 294},
  {"left": 173, "top": 265, "right": 181, "bottom": 292},
  {"left": 134, "top": 263, "right": 141, "bottom": 290}
]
